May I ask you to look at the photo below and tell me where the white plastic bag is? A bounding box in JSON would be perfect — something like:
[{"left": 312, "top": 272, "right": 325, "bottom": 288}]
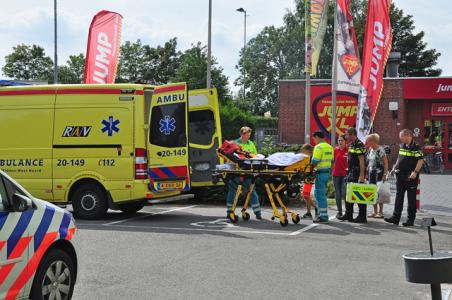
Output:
[{"left": 377, "top": 181, "right": 391, "bottom": 204}]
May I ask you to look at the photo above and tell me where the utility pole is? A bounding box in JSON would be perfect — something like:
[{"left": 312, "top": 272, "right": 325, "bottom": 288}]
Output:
[
  {"left": 206, "top": 0, "right": 212, "bottom": 88},
  {"left": 331, "top": 0, "right": 339, "bottom": 146},
  {"left": 54, "top": 0, "right": 58, "bottom": 84},
  {"left": 237, "top": 8, "right": 247, "bottom": 99}
]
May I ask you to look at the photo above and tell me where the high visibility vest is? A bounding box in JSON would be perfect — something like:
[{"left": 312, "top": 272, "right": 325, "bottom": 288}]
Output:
[
  {"left": 312, "top": 141, "right": 334, "bottom": 170},
  {"left": 399, "top": 148, "right": 423, "bottom": 158}
]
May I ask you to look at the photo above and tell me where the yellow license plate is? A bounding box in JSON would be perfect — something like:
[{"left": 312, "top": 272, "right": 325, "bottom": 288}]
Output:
[{"left": 158, "top": 182, "right": 183, "bottom": 190}]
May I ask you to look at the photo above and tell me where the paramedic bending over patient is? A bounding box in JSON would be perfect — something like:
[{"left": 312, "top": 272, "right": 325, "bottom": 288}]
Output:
[{"left": 225, "top": 127, "right": 262, "bottom": 219}]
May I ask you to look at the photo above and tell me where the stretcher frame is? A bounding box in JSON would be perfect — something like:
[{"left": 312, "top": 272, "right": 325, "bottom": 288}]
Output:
[{"left": 214, "top": 152, "right": 316, "bottom": 226}]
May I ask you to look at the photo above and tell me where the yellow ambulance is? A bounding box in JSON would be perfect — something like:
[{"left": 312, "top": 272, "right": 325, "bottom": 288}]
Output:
[{"left": 0, "top": 83, "right": 222, "bottom": 219}]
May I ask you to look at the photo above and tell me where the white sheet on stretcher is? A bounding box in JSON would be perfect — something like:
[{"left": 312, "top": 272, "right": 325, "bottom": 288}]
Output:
[{"left": 266, "top": 152, "right": 308, "bottom": 166}]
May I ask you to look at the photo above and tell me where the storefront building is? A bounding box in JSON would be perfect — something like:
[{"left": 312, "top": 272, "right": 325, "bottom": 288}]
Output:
[{"left": 278, "top": 77, "right": 452, "bottom": 169}]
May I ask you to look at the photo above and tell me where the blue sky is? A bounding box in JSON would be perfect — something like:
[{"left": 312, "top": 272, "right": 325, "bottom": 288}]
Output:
[{"left": 1, "top": 0, "right": 451, "bottom": 92}]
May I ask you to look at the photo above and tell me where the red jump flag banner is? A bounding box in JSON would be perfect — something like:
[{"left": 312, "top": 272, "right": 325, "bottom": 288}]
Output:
[
  {"left": 335, "top": 0, "right": 361, "bottom": 95},
  {"left": 356, "top": 0, "right": 392, "bottom": 141},
  {"left": 83, "top": 10, "right": 123, "bottom": 84}
]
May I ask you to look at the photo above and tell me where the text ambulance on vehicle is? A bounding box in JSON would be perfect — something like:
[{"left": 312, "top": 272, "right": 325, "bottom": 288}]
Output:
[
  {"left": 0, "top": 83, "right": 222, "bottom": 219},
  {"left": 0, "top": 170, "right": 78, "bottom": 300}
]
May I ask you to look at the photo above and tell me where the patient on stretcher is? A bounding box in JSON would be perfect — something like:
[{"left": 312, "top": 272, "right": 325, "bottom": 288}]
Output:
[{"left": 217, "top": 140, "right": 311, "bottom": 171}]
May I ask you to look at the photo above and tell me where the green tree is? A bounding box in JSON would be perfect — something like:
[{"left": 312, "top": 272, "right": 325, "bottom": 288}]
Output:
[
  {"left": 171, "top": 42, "right": 230, "bottom": 102},
  {"left": 116, "top": 40, "right": 147, "bottom": 82},
  {"left": 58, "top": 54, "right": 85, "bottom": 84},
  {"left": 2, "top": 44, "right": 53, "bottom": 81},
  {"left": 116, "top": 38, "right": 181, "bottom": 84},
  {"left": 237, "top": 0, "right": 442, "bottom": 115}
]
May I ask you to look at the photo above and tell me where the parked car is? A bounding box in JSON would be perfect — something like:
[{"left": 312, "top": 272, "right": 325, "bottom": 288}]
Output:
[{"left": 0, "top": 170, "right": 78, "bottom": 300}]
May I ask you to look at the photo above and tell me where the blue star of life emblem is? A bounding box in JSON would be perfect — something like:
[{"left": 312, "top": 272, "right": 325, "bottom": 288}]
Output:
[
  {"left": 159, "top": 115, "right": 176, "bottom": 135},
  {"left": 102, "top": 116, "right": 120, "bottom": 136}
]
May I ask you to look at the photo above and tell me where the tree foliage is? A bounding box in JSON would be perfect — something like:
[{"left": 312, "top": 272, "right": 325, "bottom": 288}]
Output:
[
  {"left": 2, "top": 44, "right": 53, "bottom": 81},
  {"left": 58, "top": 54, "right": 85, "bottom": 84},
  {"left": 116, "top": 38, "right": 180, "bottom": 84},
  {"left": 171, "top": 42, "right": 230, "bottom": 102},
  {"left": 237, "top": 0, "right": 442, "bottom": 116}
]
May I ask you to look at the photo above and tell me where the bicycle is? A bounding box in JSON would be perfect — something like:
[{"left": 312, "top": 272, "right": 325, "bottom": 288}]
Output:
[{"left": 423, "top": 151, "right": 445, "bottom": 174}]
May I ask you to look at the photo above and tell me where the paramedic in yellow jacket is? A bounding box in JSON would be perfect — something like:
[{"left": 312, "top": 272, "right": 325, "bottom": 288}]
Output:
[
  {"left": 311, "top": 131, "right": 334, "bottom": 223},
  {"left": 225, "top": 127, "right": 262, "bottom": 219}
]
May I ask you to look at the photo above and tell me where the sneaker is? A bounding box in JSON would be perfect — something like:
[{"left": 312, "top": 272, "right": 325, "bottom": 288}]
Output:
[
  {"left": 256, "top": 214, "right": 262, "bottom": 220},
  {"left": 313, "top": 217, "right": 329, "bottom": 224},
  {"left": 302, "top": 212, "right": 312, "bottom": 219},
  {"left": 402, "top": 220, "right": 414, "bottom": 227},
  {"left": 384, "top": 216, "right": 399, "bottom": 226}
]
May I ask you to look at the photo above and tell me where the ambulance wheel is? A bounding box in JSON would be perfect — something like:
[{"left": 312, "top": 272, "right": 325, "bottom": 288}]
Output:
[
  {"left": 292, "top": 214, "right": 301, "bottom": 224},
  {"left": 280, "top": 218, "right": 289, "bottom": 227},
  {"left": 228, "top": 212, "right": 238, "bottom": 223},
  {"left": 72, "top": 184, "right": 108, "bottom": 219},
  {"left": 119, "top": 202, "right": 145, "bottom": 215},
  {"left": 30, "top": 248, "right": 76, "bottom": 300},
  {"left": 242, "top": 212, "right": 250, "bottom": 221}
]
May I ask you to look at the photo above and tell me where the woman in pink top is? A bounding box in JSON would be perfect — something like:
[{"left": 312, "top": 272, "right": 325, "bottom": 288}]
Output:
[{"left": 332, "top": 135, "right": 348, "bottom": 218}]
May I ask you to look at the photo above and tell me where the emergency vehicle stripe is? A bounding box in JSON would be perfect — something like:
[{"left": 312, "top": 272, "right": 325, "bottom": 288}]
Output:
[
  {"left": 66, "top": 227, "right": 76, "bottom": 241},
  {"left": 153, "top": 84, "right": 186, "bottom": 95},
  {"left": 0, "top": 236, "right": 31, "bottom": 286},
  {"left": 0, "top": 212, "right": 8, "bottom": 231},
  {"left": 6, "top": 231, "right": 58, "bottom": 300},
  {"left": 7, "top": 210, "right": 34, "bottom": 258},
  {"left": 169, "top": 166, "right": 189, "bottom": 177},
  {"left": 159, "top": 167, "right": 178, "bottom": 178},
  {"left": 0, "top": 240, "right": 5, "bottom": 252},
  {"left": 0, "top": 88, "right": 138, "bottom": 97},
  {"left": 150, "top": 168, "right": 168, "bottom": 179},
  {"left": 34, "top": 206, "right": 55, "bottom": 251},
  {"left": 58, "top": 212, "right": 72, "bottom": 239}
]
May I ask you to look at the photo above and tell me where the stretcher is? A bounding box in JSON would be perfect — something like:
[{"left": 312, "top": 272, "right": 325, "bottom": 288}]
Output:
[{"left": 213, "top": 143, "right": 316, "bottom": 227}]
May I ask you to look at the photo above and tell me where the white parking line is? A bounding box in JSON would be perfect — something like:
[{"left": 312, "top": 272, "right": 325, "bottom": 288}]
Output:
[
  {"left": 102, "top": 205, "right": 198, "bottom": 226},
  {"left": 90, "top": 223, "right": 293, "bottom": 236},
  {"left": 289, "top": 216, "right": 337, "bottom": 236}
]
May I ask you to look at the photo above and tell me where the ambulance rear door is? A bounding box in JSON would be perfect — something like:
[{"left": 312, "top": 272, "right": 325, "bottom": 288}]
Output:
[
  {"left": 148, "top": 83, "right": 190, "bottom": 194},
  {"left": 188, "top": 88, "right": 222, "bottom": 187}
]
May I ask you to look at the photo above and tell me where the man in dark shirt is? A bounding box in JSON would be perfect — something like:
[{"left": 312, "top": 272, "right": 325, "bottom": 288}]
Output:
[
  {"left": 385, "top": 129, "right": 424, "bottom": 227},
  {"left": 338, "top": 127, "right": 367, "bottom": 223}
]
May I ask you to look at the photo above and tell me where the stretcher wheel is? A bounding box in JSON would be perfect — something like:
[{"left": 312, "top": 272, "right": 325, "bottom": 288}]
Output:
[
  {"left": 292, "top": 214, "right": 301, "bottom": 224},
  {"left": 228, "top": 212, "right": 238, "bottom": 223},
  {"left": 271, "top": 216, "right": 275, "bottom": 221},
  {"left": 280, "top": 218, "right": 289, "bottom": 227},
  {"left": 242, "top": 212, "right": 250, "bottom": 221}
]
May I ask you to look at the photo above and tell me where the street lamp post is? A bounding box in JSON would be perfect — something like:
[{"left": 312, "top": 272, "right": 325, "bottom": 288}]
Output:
[
  {"left": 206, "top": 0, "right": 212, "bottom": 88},
  {"left": 236, "top": 7, "right": 247, "bottom": 99},
  {"left": 54, "top": 0, "right": 58, "bottom": 84}
]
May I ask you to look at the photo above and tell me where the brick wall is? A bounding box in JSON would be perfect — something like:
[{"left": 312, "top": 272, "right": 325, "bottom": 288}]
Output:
[
  {"left": 278, "top": 81, "right": 306, "bottom": 144},
  {"left": 278, "top": 79, "right": 409, "bottom": 145}
]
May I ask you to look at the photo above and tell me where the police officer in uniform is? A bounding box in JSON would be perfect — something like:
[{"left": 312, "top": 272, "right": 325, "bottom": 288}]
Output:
[
  {"left": 338, "top": 127, "right": 367, "bottom": 223},
  {"left": 385, "top": 129, "right": 424, "bottom": 227}
]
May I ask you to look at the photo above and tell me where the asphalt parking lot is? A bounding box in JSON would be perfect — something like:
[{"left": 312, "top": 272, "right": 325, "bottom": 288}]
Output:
[{"left": 71, "top": 203, "right": 452, "bottom": 300}]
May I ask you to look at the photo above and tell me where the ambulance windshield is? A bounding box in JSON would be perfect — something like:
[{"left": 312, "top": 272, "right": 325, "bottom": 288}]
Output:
[{"left": 150, "top": 103, "right": 187, "bottom": 148}]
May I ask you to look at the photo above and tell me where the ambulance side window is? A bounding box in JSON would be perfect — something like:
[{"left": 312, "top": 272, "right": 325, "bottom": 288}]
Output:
[
  {"left": 150, "top": 103, "right": 187, "bottom": 148},
  {"left": 0, "top": 177, "right": 10, "bottom": 212}
]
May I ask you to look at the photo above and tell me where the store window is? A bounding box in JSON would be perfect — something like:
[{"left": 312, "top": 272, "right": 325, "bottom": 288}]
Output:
[{"left": 424, "top": 120, "right": 445, "bottom": 148}]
